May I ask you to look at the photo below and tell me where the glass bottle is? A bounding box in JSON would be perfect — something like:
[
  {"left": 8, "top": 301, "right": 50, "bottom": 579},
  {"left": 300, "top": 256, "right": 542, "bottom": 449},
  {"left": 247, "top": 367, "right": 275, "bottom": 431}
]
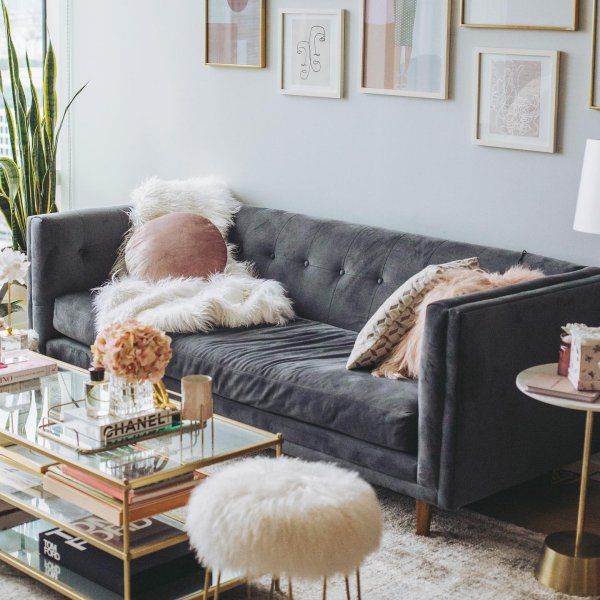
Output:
[{"left": 85, "top": 366, "right": 110, "bottom": 418}]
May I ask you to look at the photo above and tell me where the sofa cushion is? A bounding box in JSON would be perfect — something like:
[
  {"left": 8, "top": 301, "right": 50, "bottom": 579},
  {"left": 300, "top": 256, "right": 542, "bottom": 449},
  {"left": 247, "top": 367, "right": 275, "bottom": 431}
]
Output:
[
  {"left": 53, "top": 291, "right": 96, "bottom": 347},
  {"left": 166, "top": 319, "right": 419, "bottom": 453}
]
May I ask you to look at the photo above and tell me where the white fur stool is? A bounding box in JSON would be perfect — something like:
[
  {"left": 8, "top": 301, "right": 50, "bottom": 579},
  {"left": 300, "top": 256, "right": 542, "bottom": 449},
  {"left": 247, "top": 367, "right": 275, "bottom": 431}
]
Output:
[{"left": 185, "top": 456, "right": 382, "bottom": 599}]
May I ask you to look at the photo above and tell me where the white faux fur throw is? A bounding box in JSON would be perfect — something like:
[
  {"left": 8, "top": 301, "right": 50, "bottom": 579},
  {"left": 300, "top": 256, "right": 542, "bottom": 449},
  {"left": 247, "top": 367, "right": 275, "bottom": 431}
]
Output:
[{"left": 94, "top": 176, "right": 294, "bottom": 332}]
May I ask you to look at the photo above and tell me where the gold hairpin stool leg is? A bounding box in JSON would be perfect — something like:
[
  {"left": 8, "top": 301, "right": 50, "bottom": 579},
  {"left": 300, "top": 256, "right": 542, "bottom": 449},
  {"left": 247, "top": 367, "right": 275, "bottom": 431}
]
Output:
[
  {"left": 287, "top": 578, "right": 293, "bottom": 600},
  {"left": 344, "top": 575, "right": 351, "bottom": 599},
  {"left": 356, "top": 568, "right": 362, "bottom": 600},
  {"left": 322, "top": 577, "right": 327, "bottom": 599},
  {"left": 268, "top": 578, "right": 275, "bottom": 599},
  {"left": 203, "top": 568, "right": 211, "bottom": 600},
  {"left": 214, "top": 572, "right": 221, "bottom": 600},
  {"left": 536, "top": 410, "right": 600, "bottom": 595}
]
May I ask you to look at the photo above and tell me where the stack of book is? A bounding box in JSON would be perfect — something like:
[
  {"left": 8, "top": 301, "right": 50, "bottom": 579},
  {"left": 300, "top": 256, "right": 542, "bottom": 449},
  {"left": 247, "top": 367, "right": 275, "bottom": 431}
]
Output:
[
  {"left": 43, "top": 466, "right": 206, "bottom": 526},
  {"left": 0, "top": 350, "right": 57, "bottom": 385},
  {"left": 525, "top": 373, "right": 600, "bottom": 402},
  {"left": 39, "top": 514, "right": 202, "bottom": 596}
]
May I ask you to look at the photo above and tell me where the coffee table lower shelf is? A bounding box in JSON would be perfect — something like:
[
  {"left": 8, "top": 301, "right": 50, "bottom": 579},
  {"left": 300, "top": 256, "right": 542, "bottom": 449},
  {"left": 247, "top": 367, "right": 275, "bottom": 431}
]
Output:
[{"left": 0, "top": 518, "right": 244, "bottom": 600}]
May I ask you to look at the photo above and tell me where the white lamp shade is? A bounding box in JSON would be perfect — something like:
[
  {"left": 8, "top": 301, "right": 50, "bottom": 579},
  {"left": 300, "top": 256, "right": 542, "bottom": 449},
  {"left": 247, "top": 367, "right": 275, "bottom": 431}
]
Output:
[{"left": 574, "top": 139, "right": 600, "bottom": 234}]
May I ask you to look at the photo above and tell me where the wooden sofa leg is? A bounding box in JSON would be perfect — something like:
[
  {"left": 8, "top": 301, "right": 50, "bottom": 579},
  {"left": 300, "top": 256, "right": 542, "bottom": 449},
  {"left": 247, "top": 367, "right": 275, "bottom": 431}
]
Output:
[{"left": 416, "top": 500, "right": 432, "bottom": 536}]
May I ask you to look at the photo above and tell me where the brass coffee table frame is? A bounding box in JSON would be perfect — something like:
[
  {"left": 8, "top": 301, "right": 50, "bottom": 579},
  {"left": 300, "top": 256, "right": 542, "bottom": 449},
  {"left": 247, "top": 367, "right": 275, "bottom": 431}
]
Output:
[{"left": 0, "top": 358, "right": 284, "bottom": 600}]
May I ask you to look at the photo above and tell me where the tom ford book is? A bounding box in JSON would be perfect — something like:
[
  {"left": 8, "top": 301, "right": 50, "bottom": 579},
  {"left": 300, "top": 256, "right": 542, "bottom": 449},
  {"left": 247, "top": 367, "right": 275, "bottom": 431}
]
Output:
[{"left": 39, "top": 517, "right": 199, "bottom": 595}]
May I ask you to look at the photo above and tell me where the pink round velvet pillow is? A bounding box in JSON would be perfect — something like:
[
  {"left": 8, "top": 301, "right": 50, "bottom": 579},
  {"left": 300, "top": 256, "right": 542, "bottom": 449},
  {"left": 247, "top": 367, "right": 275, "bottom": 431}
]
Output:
[{"left": 125, "top": 213, "right": 227, "bottom": 281}]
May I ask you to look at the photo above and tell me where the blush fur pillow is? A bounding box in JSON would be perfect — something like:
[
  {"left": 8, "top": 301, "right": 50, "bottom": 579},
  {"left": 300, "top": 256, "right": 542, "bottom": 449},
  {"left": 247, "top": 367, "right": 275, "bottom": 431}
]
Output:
[{"left": 372, "top": 265, "right": 544, "bottom": 380}]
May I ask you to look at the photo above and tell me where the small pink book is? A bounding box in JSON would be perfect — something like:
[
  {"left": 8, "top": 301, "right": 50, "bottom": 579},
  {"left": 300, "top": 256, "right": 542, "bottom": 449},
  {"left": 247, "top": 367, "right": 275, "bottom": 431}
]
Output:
[
  {"left": 526, "top": 373, "right": 600, "bottom": 403},
  {"left": 0, "top": 350, "right": 57, "bottom": 386}
]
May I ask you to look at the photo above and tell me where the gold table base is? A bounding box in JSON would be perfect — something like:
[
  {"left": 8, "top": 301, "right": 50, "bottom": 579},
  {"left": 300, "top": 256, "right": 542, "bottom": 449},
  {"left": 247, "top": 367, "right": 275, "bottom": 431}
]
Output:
[
  {"left": 536, "top": 531, "right": 600, "bottom": 596},
  {"left": 536, "top": 410, "right": 600, "bottom": 596}
]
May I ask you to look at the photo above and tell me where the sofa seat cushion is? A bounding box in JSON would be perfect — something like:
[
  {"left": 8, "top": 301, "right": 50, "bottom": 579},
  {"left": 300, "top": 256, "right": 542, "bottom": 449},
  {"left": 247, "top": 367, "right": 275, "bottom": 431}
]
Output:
[
  {"left": 53, "top": 291, "right": 97, "bottom": 347},
  {"left": 167, "top": 319, "right": 418, "bottom": 453}
]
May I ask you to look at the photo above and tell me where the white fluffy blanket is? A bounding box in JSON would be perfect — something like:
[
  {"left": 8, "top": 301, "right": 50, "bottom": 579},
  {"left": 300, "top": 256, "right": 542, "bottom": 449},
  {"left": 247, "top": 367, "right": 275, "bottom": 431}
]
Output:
[{"left": 94, "top": 176, "right": 294, "bottom": 332}]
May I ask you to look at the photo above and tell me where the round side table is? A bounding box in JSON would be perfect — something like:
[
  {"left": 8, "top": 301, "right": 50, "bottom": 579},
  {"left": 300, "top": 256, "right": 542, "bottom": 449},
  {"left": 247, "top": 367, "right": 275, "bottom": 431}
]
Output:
[{"left": 517, "top": 363, "right": 600, "bottom": 597}]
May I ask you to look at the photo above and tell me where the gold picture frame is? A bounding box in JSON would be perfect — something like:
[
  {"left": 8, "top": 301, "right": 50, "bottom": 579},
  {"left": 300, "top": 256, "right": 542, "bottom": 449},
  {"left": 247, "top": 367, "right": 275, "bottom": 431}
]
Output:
[
  {"left": 591, "top": 0, "right": 600, "bottom": 109},
  {"left": 205, "top": 0, "right": 266, "bottom": 68},
  {"left": 460, "top": 0, "right": 578, "bottom": 31},
  {"left": 360, "top": 0, "right": 451, "bottom": 100}
]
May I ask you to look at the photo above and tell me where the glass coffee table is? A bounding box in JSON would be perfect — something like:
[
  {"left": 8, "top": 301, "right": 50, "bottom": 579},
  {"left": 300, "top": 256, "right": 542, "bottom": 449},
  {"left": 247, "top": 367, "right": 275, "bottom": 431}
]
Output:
[{"left": 0, "top": 357, "right": 283, "bottom": 599}]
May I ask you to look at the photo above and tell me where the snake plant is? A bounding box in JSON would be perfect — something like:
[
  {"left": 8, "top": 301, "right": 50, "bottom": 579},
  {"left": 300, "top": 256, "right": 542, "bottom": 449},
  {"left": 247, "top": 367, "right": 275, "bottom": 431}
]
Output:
[{"left": 0, "top": 0, "right": 86, "bottom": 252}]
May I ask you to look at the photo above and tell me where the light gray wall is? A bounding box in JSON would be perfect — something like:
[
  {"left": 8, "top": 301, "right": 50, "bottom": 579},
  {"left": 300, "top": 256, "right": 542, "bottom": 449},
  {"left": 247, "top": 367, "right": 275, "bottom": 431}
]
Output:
[{"left": 65, "top": 0, "right": 600, "bottom": 265}]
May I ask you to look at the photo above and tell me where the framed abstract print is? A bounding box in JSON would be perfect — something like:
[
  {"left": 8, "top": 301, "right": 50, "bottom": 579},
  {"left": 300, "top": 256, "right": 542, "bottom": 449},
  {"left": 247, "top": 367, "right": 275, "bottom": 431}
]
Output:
[
  {"left": 461, "top": 0, "right": 578, "bottom": 31},
  {"left": 361, "top": 0, "right": 451, "bottom": 100},
  {"left": 205, "top": 0, "right": 266, "bottom": 68},
  {"left": 592, "top": 0, "right": 600, "bottom": 109},
  {"left": 474, "top": 49, "right": 560, "bottom": 154},
  {"left": 279, "top": 9, "right": 344, "bottom": 99}
]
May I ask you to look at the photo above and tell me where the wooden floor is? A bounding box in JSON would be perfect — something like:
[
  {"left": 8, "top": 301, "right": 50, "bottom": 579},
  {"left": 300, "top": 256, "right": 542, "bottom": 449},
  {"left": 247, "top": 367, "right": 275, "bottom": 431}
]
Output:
[{"left": 470, "top": 470, "right": 600, "bottom": 535}]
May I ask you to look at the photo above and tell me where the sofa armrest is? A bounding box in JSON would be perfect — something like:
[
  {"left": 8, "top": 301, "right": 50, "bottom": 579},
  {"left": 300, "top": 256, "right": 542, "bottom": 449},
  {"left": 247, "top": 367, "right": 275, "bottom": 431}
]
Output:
[
  {"left": 27, "top": 206, "right": 130, "bottom": 352},
  {"left": 417, "top": 268, "right": 600, "bottom": 510}
]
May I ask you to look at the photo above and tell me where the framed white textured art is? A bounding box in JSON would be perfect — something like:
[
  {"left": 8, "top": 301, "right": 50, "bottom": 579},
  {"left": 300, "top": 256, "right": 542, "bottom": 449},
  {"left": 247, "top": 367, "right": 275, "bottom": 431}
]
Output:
[
  {"left": 279, "top": 9, "right": 344, "bottom": 99},
  {"left": 474, "top": 48, "right": 560, "bottom": 154},
  {"left": 360, "top": 0, "right": 451, "bottom": 100},
  {"left": 461, "top": 0, "right": 578, "bottom": 31}
]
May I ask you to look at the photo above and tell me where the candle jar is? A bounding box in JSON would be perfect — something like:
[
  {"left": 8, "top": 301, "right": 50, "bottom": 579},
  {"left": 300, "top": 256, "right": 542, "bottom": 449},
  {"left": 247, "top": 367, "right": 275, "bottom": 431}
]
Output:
[{"left": 558, "top": 335, "right": 571, "bottom": 377}]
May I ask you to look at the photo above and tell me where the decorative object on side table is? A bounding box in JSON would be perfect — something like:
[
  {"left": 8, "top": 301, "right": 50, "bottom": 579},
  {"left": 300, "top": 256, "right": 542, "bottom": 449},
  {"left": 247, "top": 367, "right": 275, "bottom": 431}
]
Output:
[
  {"left": 567, "top": 324, "right": 600, "bottom": 391},
  {"left": 558, "top": 325, "right": 573, "bottom": 377},
  {"left": 517, "top": 364, "right": 600, "bottom": 596},
  {"left": 91, "top": 320, "right": 173, "bottom": 417},
  {"left": 0, "top": 248, "right": 29, "bottom": 362},
  {"left": 279, "top": 9, "right": 345, "bottom": 99},
  {"left": 474, "top": 48, "right": 560, "bottom": 153}
]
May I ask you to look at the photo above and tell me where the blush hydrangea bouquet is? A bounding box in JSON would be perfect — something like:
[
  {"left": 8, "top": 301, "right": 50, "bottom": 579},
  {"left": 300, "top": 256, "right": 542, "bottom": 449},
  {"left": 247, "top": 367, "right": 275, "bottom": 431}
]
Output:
[{"left": 92, "top": 320, "right": 173, "bottom": 415}]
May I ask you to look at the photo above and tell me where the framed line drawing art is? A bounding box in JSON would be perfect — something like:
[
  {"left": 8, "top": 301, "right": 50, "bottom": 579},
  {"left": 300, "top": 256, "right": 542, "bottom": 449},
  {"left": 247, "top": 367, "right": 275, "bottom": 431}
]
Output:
[
  {"left": 205, "top": 0, "right": 266, "bottom": 68},
  {"left": 361, "top": 0, "right": 451, "bottom": 100},
  {"left": 474, "top": 48, "right": 560, "bottom": 153},
  {"left": 279, "top": 9, "right": 344, "bottom": 98},
  {"left": 461, "top": 0, "right": 578, "bottom": 31},
  {"left": 591, "top": 0, "right": 600, "bottom": 109}
]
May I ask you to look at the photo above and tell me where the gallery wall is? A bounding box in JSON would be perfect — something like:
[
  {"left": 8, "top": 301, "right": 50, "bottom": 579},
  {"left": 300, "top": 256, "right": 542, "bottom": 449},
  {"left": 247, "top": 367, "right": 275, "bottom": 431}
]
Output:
[{"left": 63, "top": 0, "right": 600, "bottom": 265}]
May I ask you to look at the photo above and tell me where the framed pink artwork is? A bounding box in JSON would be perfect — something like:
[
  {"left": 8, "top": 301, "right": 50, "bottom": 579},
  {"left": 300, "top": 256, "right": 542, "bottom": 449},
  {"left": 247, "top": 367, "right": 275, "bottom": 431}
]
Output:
[
  {"left": 205, "top": 0, "right": 266, "bottom": 68},
  {"left": 361, "top": 0, "right": 451, "bottom": 99}
]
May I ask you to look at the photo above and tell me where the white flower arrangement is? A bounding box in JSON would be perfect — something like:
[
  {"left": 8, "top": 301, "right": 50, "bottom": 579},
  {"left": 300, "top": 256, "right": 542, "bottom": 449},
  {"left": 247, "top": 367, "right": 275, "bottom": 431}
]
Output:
[
  {"left": 0, "top": 248, "right": 29, "bottom": 285},
  {"left": 0, "top": 248, "right": 29, "bottom": 336}
]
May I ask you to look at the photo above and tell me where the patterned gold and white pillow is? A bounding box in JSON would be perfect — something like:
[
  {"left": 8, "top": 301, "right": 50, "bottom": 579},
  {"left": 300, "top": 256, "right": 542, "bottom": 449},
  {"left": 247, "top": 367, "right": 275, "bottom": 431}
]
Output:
[{"left": 346, "top": 257, "right": 480, "bottom": 370}]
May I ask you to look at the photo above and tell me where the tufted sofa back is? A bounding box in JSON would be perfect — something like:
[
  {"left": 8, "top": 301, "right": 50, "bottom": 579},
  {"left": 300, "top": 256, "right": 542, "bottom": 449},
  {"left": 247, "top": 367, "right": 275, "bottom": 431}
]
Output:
[{"left": 230, "top": 206, "right": 584, "bottom": 332}]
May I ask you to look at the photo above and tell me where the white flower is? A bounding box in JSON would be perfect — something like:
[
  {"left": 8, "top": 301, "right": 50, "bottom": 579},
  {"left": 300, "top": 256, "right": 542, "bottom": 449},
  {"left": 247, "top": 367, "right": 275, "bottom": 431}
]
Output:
[{"left": 0, "top": 248, "right": 29, "bottom": 285}]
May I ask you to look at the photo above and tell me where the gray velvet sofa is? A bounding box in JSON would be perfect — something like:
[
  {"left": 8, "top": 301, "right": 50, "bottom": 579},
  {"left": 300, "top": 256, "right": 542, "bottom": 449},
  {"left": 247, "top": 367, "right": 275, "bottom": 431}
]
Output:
[{"left": 28, "top": 205, "right": 600, "bottom": 521}]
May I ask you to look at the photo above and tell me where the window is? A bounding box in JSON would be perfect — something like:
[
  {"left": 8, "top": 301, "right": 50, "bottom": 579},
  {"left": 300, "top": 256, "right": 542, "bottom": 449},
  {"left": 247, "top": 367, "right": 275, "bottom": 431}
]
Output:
[{"left": 0, "top": 0, "right": 45, "bottom": 246}]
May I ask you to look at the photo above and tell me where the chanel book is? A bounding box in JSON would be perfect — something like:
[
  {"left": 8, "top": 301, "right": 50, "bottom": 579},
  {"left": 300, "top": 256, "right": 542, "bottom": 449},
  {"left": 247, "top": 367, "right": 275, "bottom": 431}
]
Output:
[{"left": 61, "top": 405, "right": 173, "bottom": 442}]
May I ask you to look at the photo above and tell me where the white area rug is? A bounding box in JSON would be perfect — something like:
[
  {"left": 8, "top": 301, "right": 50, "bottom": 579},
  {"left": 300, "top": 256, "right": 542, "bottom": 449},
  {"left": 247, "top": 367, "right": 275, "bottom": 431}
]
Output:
[{"left": 0, "top": 488, "right": 592, "bottom": 600}]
